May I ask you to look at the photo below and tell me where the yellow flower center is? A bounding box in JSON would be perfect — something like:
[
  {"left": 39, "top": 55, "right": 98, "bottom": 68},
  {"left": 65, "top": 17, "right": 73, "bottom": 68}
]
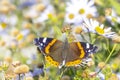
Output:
[
  {"left": 1, "top": 22, "right": 7, "bottom": 29},
  {"left": 68, "top": 13, "right": 74, "bottom": 19},
  {"left": 95, "top": 26, "right": 104, "bottom": 34},
  {"left": 16, "top": 33, "right": 23, "bottom": 41},
  {"left": 0, "top": 40, "right": 6, "bottom": 46},
  {"left": 47, "top": 13, "right": 53, "bottom": 19},
  {"left": 74, "top": 26, "right": 83, "bottom": 34},
  {"left": 79, "top": 8, "right": 85, "bottom": 14},
  {"left": 111, "top": 17, "right": 117, "bottom": 22},
  {"left": 51, "top": 17, "right": 57, "bottom": 23}
]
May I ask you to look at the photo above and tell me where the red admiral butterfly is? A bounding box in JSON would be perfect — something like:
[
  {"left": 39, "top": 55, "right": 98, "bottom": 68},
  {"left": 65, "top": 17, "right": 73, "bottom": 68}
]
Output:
[{"left": 33, "top": 37, "right": 98, "bottom": 67}]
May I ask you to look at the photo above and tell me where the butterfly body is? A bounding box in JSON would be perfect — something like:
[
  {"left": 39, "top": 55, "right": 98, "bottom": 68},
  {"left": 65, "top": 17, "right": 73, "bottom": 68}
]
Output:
[{"left": 34, "top": 37, "right": 98, "bottom": 67}]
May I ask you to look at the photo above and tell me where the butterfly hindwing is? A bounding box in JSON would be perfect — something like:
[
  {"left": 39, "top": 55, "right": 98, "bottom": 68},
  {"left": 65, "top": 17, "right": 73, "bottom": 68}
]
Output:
[
  {"left": 65, "top": 42, "right": 83, "bottom": 66},
  {"left": 65, "top": 42, "right": 97, "bottom": 66},
  {"left": 66, "top": 42, "right": 97, "bottom": 61},
  {"left": 47, "top": 39, "right": 64, "bottom": 64}
]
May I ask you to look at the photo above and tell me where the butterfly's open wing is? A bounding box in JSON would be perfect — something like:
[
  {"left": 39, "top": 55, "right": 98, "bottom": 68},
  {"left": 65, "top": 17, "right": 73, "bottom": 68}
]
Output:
[
  {"left": 34, "top": 37, "right": 64, "bottom": 66},
  {"left": 65, "top": 42, "right": 98, "bottom": 66},
  {"left": 34, "top": 38, "right": 98, "bottom": 67},
  {"left": 46, "top": 39, "right": 65, "bottom": 67}
]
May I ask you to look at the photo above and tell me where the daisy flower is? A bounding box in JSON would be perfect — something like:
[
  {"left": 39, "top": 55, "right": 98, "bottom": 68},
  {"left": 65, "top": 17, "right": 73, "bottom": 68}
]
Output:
[
  {"left": 16, "top": 29, "right": 30, "bottom": 41},
  {"left": 0, "top": 15, "right": 9, "bottom": 35},
  {"left": 65, "top": 10, "right": 82, "bottom": 24},
  {"left": 106, "top": 8, "right": 120, "bottom": 25},
  {"left": 65, "top": 0, "right": 97, "bottom": 24},
  {"left": 0, "top": 14, "right": 18, "bottom": 31},
  {"left": 83, "top": 18, "right": 116, "bottom": 38},
  {"left": 33, "top": 5, "right": 55, "bottom": 23},
  {"left": 0, "top": 14, "right": 8, "bottom": 30}
]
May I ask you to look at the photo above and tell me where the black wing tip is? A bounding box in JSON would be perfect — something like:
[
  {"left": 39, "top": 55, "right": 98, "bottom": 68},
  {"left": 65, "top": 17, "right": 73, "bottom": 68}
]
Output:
[{"left": 33, "top": 38, "right": 39, "bottom": 45}]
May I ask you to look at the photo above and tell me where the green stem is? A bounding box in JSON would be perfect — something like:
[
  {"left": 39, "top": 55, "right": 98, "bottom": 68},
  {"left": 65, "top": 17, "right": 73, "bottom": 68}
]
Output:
[
  {"left": 97, "top": 43, "right": 117, "bottom": 74},
  {"left": 59, "top": 67, "right": 67, "bottom": 79},
  {"left": 106, "top": 39, "right": 110, "bottom": 53},
  {"left": 105, "top": 43, "right": 117, "bottom": 64}
]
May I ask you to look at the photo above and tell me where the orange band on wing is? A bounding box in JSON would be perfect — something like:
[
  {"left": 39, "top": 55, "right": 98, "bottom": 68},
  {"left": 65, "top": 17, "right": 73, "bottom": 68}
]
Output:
[
  {"left": 45, "top": 56, "right": 59, "bottom": 67},
  {"left": 66, "top": 60, "right": 82, "bottom": 66},
  {"left": 45, "top": 39, "right": 57, "bottom": 54},
  {"left": 45, "top": 56, "right": 82, "bottom": 67},
  {"left": 77, "top": 42, "right": 85, "bottom": 58}
]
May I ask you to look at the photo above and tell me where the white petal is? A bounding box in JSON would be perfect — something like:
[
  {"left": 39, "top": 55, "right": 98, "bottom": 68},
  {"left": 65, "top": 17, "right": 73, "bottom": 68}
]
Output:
[
  {"left": 100, "top": 24, "right": 104, "bottom": 29},
  {"left": 88, "top": 0, "right": 94, "bottom": 6},
  {"left": 104, "top": 27, "right": 111, "bottom": 32}
]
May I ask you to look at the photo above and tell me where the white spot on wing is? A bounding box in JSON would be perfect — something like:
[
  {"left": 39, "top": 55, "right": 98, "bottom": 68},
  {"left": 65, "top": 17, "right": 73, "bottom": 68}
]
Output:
[
  {"left": 59, "top": 60, "right": 66, "bottom": 69},
  {"left": 43, "top": 38, "right": 47, "bottom": 43},
  {"left": 88, "top": 50, "right": 91, "bottom": 52},
  {"left": 40, "top": 43, "right": 43, "bottom": 46},
  {"left": 86, "top": 43, "right": 90, "bottom": 49},
  {"left": 86, "top": 58, "right": 92, "bottom": 62},
  {"left": 62, "top": 60, "right": 66, "bottom": 66}
]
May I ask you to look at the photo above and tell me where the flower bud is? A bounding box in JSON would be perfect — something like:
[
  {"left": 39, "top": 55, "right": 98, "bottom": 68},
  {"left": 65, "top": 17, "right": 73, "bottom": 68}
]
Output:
[
  {"left": 98, "top": 62, "right": 105, "bottom": 69},
  {"left": 14, "top": 64, "right": 29, "bottom": 74}
]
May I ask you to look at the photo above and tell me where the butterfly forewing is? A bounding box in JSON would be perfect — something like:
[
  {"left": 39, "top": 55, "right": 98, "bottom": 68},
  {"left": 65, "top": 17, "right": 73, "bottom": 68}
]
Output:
[
  {"left": 80, "top": 42, "right": 98, "bottom": 56},
  {"left": 48, "top": 40, "right": 64, "bottom": 64},
  {"left": 34, "top": 37, "right": 55, "bottom": 54},
  {"left": 66, "top": 42, "right": 81, "bottom": 61},
  {"left": 34, "top": 37, "right": 65, "bottom": 66},
  {"left": 65, "top": 42, "right": 85, "bottom": 66}
]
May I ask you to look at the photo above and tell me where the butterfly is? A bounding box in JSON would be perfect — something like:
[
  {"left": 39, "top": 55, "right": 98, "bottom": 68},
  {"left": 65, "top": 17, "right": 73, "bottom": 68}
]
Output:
[{"left": 33, "top": 37, "right": 98, "bottom": 68}]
